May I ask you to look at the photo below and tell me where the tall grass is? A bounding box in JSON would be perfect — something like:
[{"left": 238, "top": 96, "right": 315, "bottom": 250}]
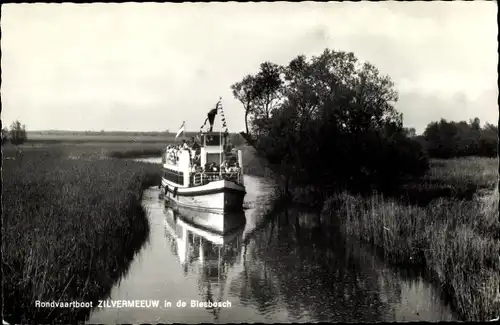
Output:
[
  {"left": 2, "top": 148, "right": 161, "bottom": 323},
  {"left": 106, "top": 148, "right": 164, "bottom": 159},
  {"left": 387, "top": 157, "right": 498, "bottom": 206},
  {"left": 425, "top": 157, "right": 498, "bottom": 189},
  {"left": 321, "top": 158, "right": 500, "bottom": 321}
]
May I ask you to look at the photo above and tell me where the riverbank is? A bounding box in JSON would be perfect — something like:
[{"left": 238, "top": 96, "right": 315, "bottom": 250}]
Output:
[
  {"left": 2, "top": 145, "right": 161, "bottom": 323},
  {"left": 321, "top": 157, "right": 499, "bottom": 321}
]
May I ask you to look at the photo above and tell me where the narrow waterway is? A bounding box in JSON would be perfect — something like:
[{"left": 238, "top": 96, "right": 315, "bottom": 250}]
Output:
[{"left": 87, "top": 157, "right": 457, "bottom": 323}]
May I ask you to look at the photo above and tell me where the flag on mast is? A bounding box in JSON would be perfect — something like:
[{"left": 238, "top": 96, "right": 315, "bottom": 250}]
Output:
[
  {"left": 175, "top": 121, "right": 185, "bottom": 139},
  {"left": 207, "top": 98, "right": 222, "bottom": 132}
]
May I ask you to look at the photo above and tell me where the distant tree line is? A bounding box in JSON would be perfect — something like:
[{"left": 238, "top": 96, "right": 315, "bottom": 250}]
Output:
[
  {"left": 37, "top": 130, "right": 174, "bottom": 136},
  {"left": 2, "top": 121, "right": 28, "bottom": 146},
  {"left": 231, "top": 49, "right": 428, "bottom": 194},
  {"left": 416, "top": 118, "right": 498, "bottom": 159}
]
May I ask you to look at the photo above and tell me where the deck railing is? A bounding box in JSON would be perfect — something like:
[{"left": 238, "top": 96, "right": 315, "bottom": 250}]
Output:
[{"left": 191, "top": 171, "right": 243, "bottom": 187}]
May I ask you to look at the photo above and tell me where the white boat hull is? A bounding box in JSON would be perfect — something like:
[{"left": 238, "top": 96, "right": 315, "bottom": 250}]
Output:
[{"left": 161, "top": 178, "right": 246, "bottom": 214}]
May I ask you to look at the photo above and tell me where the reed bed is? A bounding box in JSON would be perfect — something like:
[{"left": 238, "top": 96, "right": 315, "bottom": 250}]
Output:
[
  {"left": 322, "top": 158, "right": 499, "bottom": 321},
  {"left": 106, "top": 148, "right": 164, "bottom": 159},
  {"left": 2, "top": 148, "right": 161, "bottom": 323}
]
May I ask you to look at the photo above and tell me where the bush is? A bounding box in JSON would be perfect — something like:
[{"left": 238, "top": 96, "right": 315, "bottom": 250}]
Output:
[
  {"left": 423, "top": 118, "right": 498, "bottom": 158},
  {"left": 9, "top": 120, "right": 28, "bottom": 145},
  {"left": 289, "top": 126, "right": 429, "bottom": 194}
]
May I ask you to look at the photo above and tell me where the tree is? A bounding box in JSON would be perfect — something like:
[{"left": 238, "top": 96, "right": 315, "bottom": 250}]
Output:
[
  {"left": 403, "top": 127, "right": 416, "bottom": 138},
  {"left": 9, "top": 121, "right": 27, "bottom": 146},
  {"left": 231, "top": 75, "right": 258, "bottom": 136},
  {"left": 232, "top": 48, "right": 428, "bottom": 194},
  {"left": 252, "top": 62, "right": 284, "bottom": 120},
  {"left": 232, "top": 62, "right": 285, "bottom": 139},
  {"left": 1, "top": 127, "right": 9, "bottom": 145},
  {"left": 423, "top": 117, "right": 497, "bottom": 158},
  {"left": 478, "top": 123, "right": 498, "bottom": 157}
]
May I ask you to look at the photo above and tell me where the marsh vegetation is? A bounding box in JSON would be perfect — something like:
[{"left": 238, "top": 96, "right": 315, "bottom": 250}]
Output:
[{"left": 2, "top": 144, "right": 159, "bottom": 323}]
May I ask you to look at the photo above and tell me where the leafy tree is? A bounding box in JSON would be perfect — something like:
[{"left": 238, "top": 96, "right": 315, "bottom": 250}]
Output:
[
  {"left": 403, "top": 127, "right": 417, "bottom": 138},
  {"left": 9, "top": 121, "right": 27, "bottom": 146},
  {"left": 232, "top": 49, "right": 428, "bottom": 194},
  {"left": 479, "top": 123, "right": 498, "bottom": 157},
  {"left": 231, "top": 75, "right": 259, "bottom": 136},
  {"left": 1, "top": 127, "right": 9, "bottom": 145},
  {"left": 252, "top": 62, "right": 284, "bottom": 120},
  {"left": 232, "top": 62, "right": 285, "bottom": 139},
  {"left": 423, "top": 117, "right": 497, "bottom": 158}
]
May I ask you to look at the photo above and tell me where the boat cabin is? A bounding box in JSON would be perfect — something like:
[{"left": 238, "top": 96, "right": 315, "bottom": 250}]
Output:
[
  {"left": 163, "top": 132, "right": 243, "bottom": 188},
  {"left": 199, "top": 132, "right": 229, "bottom": 167}
]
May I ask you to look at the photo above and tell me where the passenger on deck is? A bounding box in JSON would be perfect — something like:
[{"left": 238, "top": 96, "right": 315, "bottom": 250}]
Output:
[
  {"left": 209, "top": 162, "right": 218, "bottom": 172},
  {"left": 193, "top": 154, "right": 200, "bottom": 166},
  {"left": 226, "top": 156, "right": 237, "bottom": 167},
  {"left": 221, "top": 161, "right": 229, "bottom": 172},
  {"left": 191, "top": 137, "right": 200, "bottom": 150},
  {"left": 229, "top": 162, "right": 240, "bottom": 173}
]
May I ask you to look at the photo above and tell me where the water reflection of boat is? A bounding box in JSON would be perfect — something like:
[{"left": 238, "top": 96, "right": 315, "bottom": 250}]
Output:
[
  {"left": 166, "top": 201, "right": 246, "bottom": 235},
  {"left": 163, "top": 207, "right": 244, "bottom": 321}
]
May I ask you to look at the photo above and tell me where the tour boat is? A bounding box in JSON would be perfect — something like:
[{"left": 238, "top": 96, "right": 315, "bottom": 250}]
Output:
[{"left": 160, "top": 99, "right": 246, "bottom": 218}]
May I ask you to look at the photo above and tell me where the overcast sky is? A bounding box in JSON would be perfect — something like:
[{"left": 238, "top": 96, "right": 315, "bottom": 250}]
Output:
[{"left": 1, "top": 2, "right": 498, "bottom": 134}]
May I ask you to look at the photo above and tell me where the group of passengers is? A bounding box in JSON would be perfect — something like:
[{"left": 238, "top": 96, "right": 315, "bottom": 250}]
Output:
[
  {"left": 194, "top": 160, "right": 240, "bottom": 174},
  {"left": 165, "top": 137, "right": 241, "bottom": 175},
  {"left": 191, "top": 160, "right": 241, "bottom": 184},
  {"left": 165, "top": 137, "right": 201, "bottom": 165}
]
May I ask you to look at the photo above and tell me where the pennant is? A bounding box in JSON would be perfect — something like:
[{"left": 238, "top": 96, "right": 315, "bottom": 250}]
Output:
[
  {"left": 207, "top": 108, "right": 218, "bottom": 131},
  {"left": 175, "top": 121, "right": 185, "bottom": 139}
]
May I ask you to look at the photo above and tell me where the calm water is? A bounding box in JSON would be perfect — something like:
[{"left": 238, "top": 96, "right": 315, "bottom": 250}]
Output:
[{"left": 87, "top": 157, "right": 457, "bottom": 323}]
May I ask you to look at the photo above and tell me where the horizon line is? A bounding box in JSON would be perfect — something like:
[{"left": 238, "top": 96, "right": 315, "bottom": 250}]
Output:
[{"left": 25, "top": 129, "right": 241, "bottom": 133}]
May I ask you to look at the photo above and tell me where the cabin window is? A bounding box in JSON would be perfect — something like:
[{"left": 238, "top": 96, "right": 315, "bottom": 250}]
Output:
[
  {"left": 163, "top": 168, "right": 184, "bottom": 185},
  {"left": 205, "top": 135, "right": 221, "bottom": 146},
  {"left": 206, "top": 153, "right": 222, "bottom": 166}
]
